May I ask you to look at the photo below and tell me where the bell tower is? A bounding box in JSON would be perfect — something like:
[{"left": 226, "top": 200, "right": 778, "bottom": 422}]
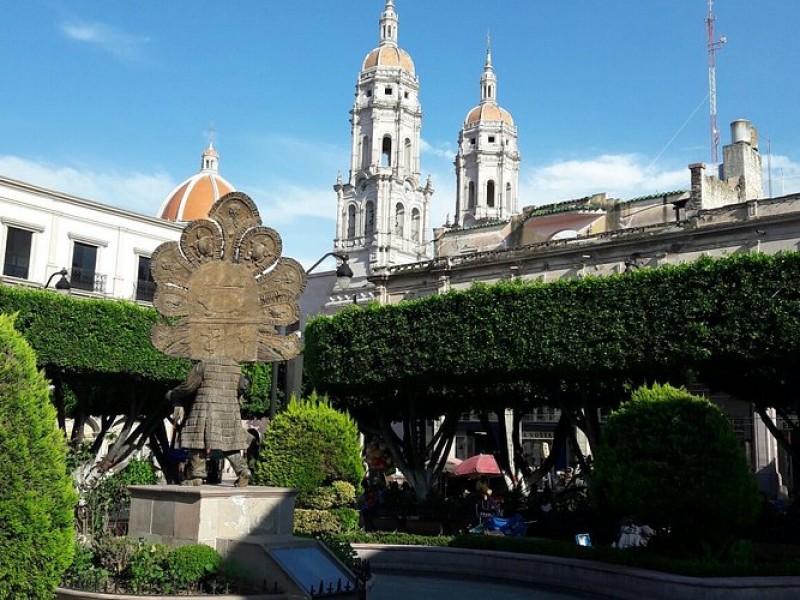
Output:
[
  {"left": 455, "top": 41, "right": 520, "bottom": 227},
  {"left": 334, "top": 0, "right": 433, "bottom": 280}
]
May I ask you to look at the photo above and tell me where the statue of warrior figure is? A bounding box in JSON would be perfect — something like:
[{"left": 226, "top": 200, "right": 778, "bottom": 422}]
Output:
[{"left": 150, "top": 192, "right": 306, "bottom": 486}]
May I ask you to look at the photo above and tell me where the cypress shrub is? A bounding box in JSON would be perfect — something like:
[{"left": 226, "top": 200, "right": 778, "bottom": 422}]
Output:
[
  {"left": 252, "top": 393, "right": 363, "bottom": 505},
  {"left": 0, "top": 314, "right": 77, "bottom": 598},
  {"left": 592, "top": 383, "right": 760, "bottom": 552}
]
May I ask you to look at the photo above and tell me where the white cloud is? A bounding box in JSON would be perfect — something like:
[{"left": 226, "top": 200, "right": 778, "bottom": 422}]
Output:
[
  {"left": 60, "top": 20, "right": 149, "bottom": 63},
  {"left": 0, "top": 155, "right": 175, "bottom": 215},
  {"left": 765, "top": 155, "right": 800, "bottom": 196},
  {"left": 522, "top": 154, "right": 689, "bottom": 205},
  {"left": 247, "top": 180, "right": 335, "bottom": 226},
  {"left": 420, "top": 138, "right": 455, "bottom": 161}
]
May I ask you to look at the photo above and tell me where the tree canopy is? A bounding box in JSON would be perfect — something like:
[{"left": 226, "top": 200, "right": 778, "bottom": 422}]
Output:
[{"left": 305, "top": 252, "right": 800, "bottom": 494}]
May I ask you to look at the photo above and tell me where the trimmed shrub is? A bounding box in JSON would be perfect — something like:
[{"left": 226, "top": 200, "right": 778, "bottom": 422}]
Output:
[
  {"left": 294, "top": 509, "right": 341, "bottom": 535},
  {"left": 331, "top": 507, "right": 361, "bottom": 532},
  {"left": 252, "top": 394, "right": 363, "bottom": 505},
  {"left": 165, "top": 544, "right": 222, "bottom": 592},
  {"left": 304, "top": 486, "right": 338, "bottom": 510},
  {"left": 592, "top": 384, "right": 760, "bottom": 552},
  {"left": 331, "top": 480, "right": 357, "bottom": 507},
  {"left": 0, "top": 314, "right": 77, "bottom": 598}
]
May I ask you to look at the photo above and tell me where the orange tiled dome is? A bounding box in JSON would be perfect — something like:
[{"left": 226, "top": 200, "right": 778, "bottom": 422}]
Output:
[
  {"left": 465, "top": 103, "right": 514, "bottom": 127},
  {"left": 362, "top": 45, "right": 415, "bottom": 74},
  {"left": 158, "top": 143, "right": 235, "bottom": 222}
]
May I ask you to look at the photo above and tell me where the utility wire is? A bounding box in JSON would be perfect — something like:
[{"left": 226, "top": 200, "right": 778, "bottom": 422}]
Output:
[{"left": 647, "top": 94, "right": 709, "bottom": 172}]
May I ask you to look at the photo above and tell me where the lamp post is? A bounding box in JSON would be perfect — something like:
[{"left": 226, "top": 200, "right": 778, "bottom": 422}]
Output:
[
  {"left": 45, "top": 268, "right": 71, "bottom": 294},
  {"left": 268, "top": 252, "right": 352, "bottom": 419}
]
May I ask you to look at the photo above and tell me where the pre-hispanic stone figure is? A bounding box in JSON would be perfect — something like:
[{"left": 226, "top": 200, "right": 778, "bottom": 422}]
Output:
[{"left": 150, "top": 192, "right": 306, "bottom": 486}]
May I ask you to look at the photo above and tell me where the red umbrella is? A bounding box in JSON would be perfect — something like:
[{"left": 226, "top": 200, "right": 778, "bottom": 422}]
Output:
[{"left": 452, "top": 454, "right": 501, "bottom": 478}]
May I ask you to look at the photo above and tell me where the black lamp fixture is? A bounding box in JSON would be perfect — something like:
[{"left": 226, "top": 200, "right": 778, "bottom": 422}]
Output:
[
  {"left": 45, "top": 268, "right": 71, "bottom": 293},
  {"left": 335, "top": 255, "right": 353, "bottom": 290},
  {"left": 306, "top": 251, "right": 352, "bottom": 289}
]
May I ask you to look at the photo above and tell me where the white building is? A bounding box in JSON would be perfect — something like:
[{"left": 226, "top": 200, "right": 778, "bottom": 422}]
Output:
[
  {"left": 0, "top": 174, "right": 181, "bottom": 301},
  {"left": 0, "top": 141, "right": 234, "bottom": 302}
]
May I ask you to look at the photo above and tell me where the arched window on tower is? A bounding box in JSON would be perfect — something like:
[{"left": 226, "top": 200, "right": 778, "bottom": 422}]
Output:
[
  {"left": 347, "top": 205, "right": 357, "bottom": 238},
  {"left": 487, "top": 180, "right": 496, "bottom": 208},
  {"left": 506, "top": 182, "right": 512, "bottom": 208},
  {"left": 361, "top": 136, "right": 370, "bottom": 170},
  {"left": 468, "top": 181, "right": 476, "bottom": 209},
  {"left": 382, "top": 136, "right": 392, "bottom": 168},
  {"left": 411, "top": 208, "right": 421, "bottom": 242},
  {"left": 394, "top": 203, "right": 405, "bottom": 237},
  {"left": 365, "top": 201, "right": 375, "bottom": 235},
  {"left": 404, "top": 138, "right": 412, "bottom": 171}
]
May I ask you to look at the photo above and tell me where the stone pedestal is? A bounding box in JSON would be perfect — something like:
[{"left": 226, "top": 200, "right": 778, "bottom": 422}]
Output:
[{"left": 128, "top": 485, "right": 297, "bottom": 548}]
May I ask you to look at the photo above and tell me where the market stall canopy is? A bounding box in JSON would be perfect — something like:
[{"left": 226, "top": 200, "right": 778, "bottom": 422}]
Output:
[{"left": 452, "top": 454, "right": 501, "bottom": 478}]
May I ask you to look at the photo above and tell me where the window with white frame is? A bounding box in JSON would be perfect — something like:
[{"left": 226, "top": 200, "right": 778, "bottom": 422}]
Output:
[
  {"left": 2, "top": 226, "right": 33, "bottom": 279},
  {"left": 71, "top": 241, "right": 99, "bottom": 292}
]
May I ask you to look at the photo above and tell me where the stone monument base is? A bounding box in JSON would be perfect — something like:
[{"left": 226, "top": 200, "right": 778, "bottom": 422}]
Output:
[
  {"left": 127, "top": 484, "right": 360, "bottom": 598},
  {"left": 128, "top": 484, "right": 297, "bottom": 548}
]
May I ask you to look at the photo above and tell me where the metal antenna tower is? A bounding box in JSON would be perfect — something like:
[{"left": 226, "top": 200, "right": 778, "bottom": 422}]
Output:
[{"left": 706, "top": 0, "right": 726, "bottom": 165}]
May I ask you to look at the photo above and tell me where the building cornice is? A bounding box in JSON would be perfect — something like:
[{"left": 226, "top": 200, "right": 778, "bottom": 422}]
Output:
[{"left": 0, "top": 175, "right": 183, "bottom": 231}]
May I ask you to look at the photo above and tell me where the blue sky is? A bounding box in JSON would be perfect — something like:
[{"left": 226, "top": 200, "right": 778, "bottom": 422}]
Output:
[{"left": 1, "top": 1, "right": 799, "bottom": 270}]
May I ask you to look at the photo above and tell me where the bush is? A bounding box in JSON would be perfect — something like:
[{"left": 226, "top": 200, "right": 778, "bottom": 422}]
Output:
[
  {"left": 304, "top": 486, "right": 338, "bottom": 510},
  {"left": 294, "top": 509, "right": 341, "bottom": 535},
  {"left": 0, "top": 314, "right": 77, "bottom": 598},
  {"left": 128, "top": 542, "right": 169, "bottom": 592},
  {"left": 93, "top": 535, "right": 138, "bottom": 576},
  {"left": 63, "top": 541, "right": 110, "bottom": 591},
  {"left": 252, "top": 393, "right": 363, "bottom": 505},
  {"left": 331, "top": 480, "right": 357, "bottom": 507},
  {"left": 303, "top": 480, "right": 358, "bottom": 511},
  {"left": 314, "top": 533, "right": 359, "bottom": 570},
  {"left": 80, "top": 457, "right": 158, "bottom": 538},
  {"left": 331, "top": 507, "right": 361, "bottom": 532},
  {"left": 591, "top": 383, "right": 760, "bottom": 552},
  {"left": 165, "top": 544, "right": 222, "bottom": 592}
]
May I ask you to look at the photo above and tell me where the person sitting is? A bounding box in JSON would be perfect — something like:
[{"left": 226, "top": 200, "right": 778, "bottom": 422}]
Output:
[{"left": 613, "top": 516, "right": 654, "bottom": 548}]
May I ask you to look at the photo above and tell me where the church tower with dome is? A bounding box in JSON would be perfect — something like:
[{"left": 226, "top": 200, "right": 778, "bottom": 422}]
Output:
[
  {"left": 158, "top": 141, "right": 235, "bottom": 222},
  {"left": 454, "top": 42, "right": 520, "bottom": 227},
  {"left": 333, "top": 0, "right": 434, "bottom": 281}
]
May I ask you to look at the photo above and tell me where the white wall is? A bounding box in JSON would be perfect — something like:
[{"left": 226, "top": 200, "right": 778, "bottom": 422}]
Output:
[{"left": 0, "top": 175, "right": 182, "bottom": 300}]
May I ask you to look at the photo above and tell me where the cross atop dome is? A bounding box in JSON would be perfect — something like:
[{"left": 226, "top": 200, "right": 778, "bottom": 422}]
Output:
[{"left": 481, "top": 34, "right": 497, "bottom": 105}]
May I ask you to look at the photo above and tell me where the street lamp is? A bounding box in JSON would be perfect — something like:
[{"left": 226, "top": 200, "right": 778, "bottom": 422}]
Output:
[
  {"left": 45, "top": 268, "right": 71, "bottom": 294},
  {"left": 269, "top": 252, "right": 353, "bottom": 418},
  {"left": 306, "top": 251, "right": 352, "bottom": 290}
]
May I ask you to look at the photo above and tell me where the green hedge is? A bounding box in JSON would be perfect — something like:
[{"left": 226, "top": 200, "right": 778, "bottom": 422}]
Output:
[
  {"left": 305, "top": 252, "right": 800, "bottom": 413},
  {"left": 0, "top": 285, "right": 187, "bottom": 381}
]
